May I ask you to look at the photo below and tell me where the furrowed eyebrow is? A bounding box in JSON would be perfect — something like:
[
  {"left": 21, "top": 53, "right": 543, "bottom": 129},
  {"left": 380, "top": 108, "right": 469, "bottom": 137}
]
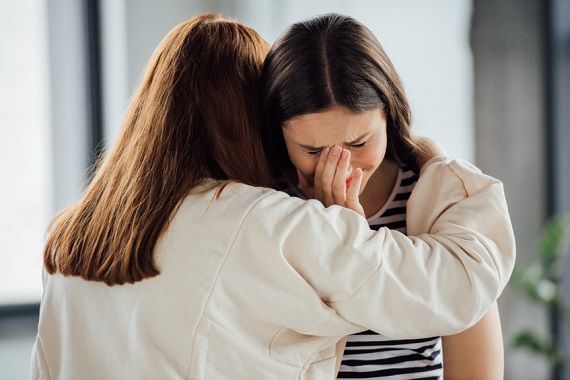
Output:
[
  {"left": 298, "top": 132, "right": 371, "bottom": 151},
  {"left": 299, "top": 143, "right": 324, "bottom": 151},
  {"left": 345, "top": 132, "right": 371, "bottom": 145}
]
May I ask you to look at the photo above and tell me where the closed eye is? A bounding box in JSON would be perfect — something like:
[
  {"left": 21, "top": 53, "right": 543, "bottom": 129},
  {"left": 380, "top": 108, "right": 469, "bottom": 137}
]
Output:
[{"left": 349, "top": 142, "right": 366, "bottom": 149}]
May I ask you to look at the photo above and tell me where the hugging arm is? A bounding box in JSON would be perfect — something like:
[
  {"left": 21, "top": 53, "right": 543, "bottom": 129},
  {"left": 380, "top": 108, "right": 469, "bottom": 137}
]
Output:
[{"left": 240, "top": 157, "right": 515, "bottom": 338}]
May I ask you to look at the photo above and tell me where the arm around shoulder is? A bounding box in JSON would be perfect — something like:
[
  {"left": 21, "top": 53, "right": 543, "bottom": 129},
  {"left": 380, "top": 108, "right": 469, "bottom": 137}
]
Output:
[
  {"left": 408, "top": 157, "right": 516, "bottom": 304},
  {"left": 235, "top": 165, "right": 515, "bottom": 338}
]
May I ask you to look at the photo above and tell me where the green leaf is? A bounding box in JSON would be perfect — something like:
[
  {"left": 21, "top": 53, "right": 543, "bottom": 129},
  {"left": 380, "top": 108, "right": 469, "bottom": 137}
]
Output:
[
  {"left": 511, "top": 330, "right": 563, "bottom": 365},
  {"left": 537, "top": 216, "right": 570, "bottom": 278},
  {"left": 513, "top": 264, "right": 560, "bottom": 304}
]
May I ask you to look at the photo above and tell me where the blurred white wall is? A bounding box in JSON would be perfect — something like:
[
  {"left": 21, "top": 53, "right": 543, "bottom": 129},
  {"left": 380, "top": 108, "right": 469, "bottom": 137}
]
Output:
[
  {"left": 0, "top": 0, "right": 51, "bottom": 305},
  {"left": 101, "top": 0, "right": 474, "bottom": 163},
  {"left": 472, "top": 1, "right": 549, "bottom": 379},
  {"left": 47, "top": 0, "right": 92, "bottom": 212},
  {"left": 0, "top": 1, "right": 52, "bottom": 379}
]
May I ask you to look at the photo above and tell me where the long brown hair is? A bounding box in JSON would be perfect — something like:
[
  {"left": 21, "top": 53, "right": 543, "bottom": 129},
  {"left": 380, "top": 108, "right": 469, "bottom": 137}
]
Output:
[
  {"left": 44, "top": 14, "right": 271, "bottom": 285},
  {"left": 261, "top": 13, "right": 422, "bottom": 176}
]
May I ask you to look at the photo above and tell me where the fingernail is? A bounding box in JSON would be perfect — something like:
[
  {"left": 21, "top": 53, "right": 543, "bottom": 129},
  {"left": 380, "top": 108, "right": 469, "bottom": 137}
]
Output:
[
  {"left": 331, "top": 145, "right": 341, "bottom": 156},
  {"left": 355, "top": 168, "right": 362, "bottom": 178},
  {"left": 341, "top": 149, "right": 349, "bottom": 160}
]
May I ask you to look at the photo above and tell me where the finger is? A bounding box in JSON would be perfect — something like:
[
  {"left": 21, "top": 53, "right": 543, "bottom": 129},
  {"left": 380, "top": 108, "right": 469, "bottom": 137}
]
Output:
[
  {"left": 346, "top": 168, "right": 365, "bottom": 216},
  {"left": 332, "top": 149, "right": 351, "bottom": 205},
  {"left": 313, "top": 147, "right": 330, "bottom": 201},
  {"left": 320, "top": 145, "right": 342, "bottom": 206}
]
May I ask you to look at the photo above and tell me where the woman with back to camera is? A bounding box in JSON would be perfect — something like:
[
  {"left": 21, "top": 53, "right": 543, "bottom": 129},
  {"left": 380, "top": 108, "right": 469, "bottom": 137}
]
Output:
[
  {"left": 30, "top": 13, "right": 514, "bottom": 379},
  {"left": 261, "top": 13, "right": 504, "bottom": 379}
]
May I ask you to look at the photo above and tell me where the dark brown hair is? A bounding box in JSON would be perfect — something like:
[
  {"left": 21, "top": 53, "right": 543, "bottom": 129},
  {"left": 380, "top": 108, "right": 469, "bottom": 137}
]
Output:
[
  {"left": 44, "top": 14, "right": 271, "bottom": 285},
  {"left": 261, "top": 13, "right": 422, "bottom": 176}
]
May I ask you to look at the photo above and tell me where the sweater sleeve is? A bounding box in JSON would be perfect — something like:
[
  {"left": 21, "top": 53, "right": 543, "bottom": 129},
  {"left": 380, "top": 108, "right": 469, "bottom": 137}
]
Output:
[{"left": 236, "top": 157, "right": 515, "bottom": 339}]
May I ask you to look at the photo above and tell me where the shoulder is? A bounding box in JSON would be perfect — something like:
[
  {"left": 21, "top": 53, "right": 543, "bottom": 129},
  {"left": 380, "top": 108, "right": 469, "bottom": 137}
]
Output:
[
  {"left": 208, "top": 182, "right": 371, "bottom": 249},
  {"left": 419, "top": 156, "right": 481, "bottom": 175},
  {"left": 173, "top": 181, "right": 298, "bottom": 234},
  {"left": 213, "top": 181, "right": 319, "bottom": 224},
  {"left": 222, "top": 181, "right": 303, "bottom": 208},
  {"left": 407, "top": 156, "right": 507, "bottom": 234},
  {"left": 418, "top": 156, "right": 502, "bottom": 196}
]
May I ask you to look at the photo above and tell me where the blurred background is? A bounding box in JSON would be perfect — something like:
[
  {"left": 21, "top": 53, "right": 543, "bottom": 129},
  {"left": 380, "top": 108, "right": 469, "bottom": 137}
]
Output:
[{"left": 0, "top": 0, "right": 568, "bottom": 379}]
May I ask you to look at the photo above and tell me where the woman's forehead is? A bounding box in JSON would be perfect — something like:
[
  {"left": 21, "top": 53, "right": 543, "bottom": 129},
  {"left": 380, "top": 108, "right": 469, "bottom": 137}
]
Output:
[{"left": 283, "top": 107, "right": 384, "bottom": 145}]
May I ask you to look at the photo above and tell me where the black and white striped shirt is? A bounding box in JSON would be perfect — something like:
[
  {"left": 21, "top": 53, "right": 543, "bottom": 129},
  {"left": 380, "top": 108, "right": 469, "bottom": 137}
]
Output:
[
  {"left": 281, "top": 166, "right": 443, "bottom": 379},
  {"left": 338, "top": 166, "right": 442, "bottom": 379}
]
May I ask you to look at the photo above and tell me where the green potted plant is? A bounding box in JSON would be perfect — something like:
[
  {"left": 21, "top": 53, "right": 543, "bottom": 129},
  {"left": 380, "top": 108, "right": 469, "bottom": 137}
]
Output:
[{"left": 511, "top": 215, "right": 570, "bottom": 380}]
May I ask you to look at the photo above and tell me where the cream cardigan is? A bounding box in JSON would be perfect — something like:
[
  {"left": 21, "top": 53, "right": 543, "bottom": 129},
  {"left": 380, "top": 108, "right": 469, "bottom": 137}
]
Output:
[{"left": 30, "top": 157, "right": 515, "bottom": 379}]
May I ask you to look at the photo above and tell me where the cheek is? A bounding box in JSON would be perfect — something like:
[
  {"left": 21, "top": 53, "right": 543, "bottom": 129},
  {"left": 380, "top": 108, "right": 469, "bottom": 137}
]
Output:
[
  {"left": 287, "top": 151, "right": 318, "bottom": 177},
  {"left": 352, "top": 143, "right": 387, "bottom": 171},
  {"left": 283, "top": 137, "right": 317, "bottom": 177}
]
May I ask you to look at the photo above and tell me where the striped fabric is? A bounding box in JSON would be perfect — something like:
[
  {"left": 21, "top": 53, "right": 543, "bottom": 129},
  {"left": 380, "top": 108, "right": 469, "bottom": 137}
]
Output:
[
  {"left": 280, "top": 166, "right": 443, "bottom": 379},
  {"left": 337, "top": 167, "right": 443, "bottom": 379},
  {"left": 339, "top": 334, "right": 442, "bottom": 379}
]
